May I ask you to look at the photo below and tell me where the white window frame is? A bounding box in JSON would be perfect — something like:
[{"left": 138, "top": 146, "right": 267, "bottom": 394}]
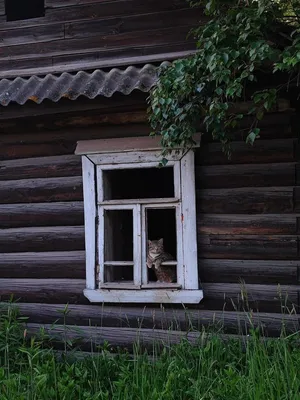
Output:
[{"left": 77, "top": 137, "right": 203, "bottom": 304}]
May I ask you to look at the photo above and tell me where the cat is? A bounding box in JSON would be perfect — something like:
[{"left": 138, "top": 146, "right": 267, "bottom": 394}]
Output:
[{"left": 146, "top": 238, "right": 176, "bottom": 283}]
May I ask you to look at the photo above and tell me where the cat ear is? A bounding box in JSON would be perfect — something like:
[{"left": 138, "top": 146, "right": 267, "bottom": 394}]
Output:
[
  {"left": 148, "top": 240, "right": 152, "bottom": 245},
  {"left": 158, "top": 238, "right": 163, "bottom": 244}
]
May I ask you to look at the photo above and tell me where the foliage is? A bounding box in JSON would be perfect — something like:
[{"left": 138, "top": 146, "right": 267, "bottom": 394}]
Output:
[
  {"left": 1, "top": 305, "right": 300, "bottom": 399},
  {"left": 148, "top": 0, "right": 300, "bottom": 158}
]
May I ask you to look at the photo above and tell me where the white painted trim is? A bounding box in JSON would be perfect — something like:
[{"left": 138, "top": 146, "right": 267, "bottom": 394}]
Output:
[
  {"left": 133, "top": 205, "right": 142, "bottom": 286},
  {"left": 175, "top": 203, "right": 184, "bottom": 287},
  {"left": 87, "top": 151, "right": 181, "bottom": 165},
  {"left": 81, "top": 156, "right": 96, "bottom": 290},
  {"left": 97, "top": 206, "right": 104, "bottom": 285},
  {"left": 99, "top": 161, "right": 175, "bottom": 170},
  {"left": 99, "top": 198, "right": 179, "bottom": 206},
  {"left": 96, "top": 166, "right": 104, "bottom": 203},
  {"left": 141, "top": 203, "right": 148, "bottom": 286},
  {"left": 180, "top": 150, "right": 199, "bottom": 290},
  {"left": 84, "top": 289, "right": 203, "bottom": 304},
  {"left": 173, "top": 161, "right": 181, "bottom": 199},
  {"left": 104, "top": 261, "right": 134, "bottom": 266}
]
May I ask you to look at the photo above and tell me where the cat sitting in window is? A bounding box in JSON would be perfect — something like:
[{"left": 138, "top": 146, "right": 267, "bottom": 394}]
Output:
[{"left": 146, "top": 238, "right": 176, "bottom": 283}]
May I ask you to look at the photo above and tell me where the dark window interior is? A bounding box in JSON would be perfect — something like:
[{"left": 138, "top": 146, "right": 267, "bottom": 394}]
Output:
[
  {"left": 5, "top": 0, "right": 44, "bottom": 21},
  {"left": 104, "top": 265, "right": 133, "bottom": 283},
  {"left": 103, "top": 167, "right": 174, "bottom": 200},
  {"left": 104, "top": 209, "right": 133, "bottom": 262},
  {"left": 146, "top": 208, "right": 177, "bottom": 282}
]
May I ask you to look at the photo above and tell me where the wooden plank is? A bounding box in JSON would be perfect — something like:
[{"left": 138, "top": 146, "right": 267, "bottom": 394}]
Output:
[
  {"left": 64, "top": 8, "right": 205, "bottom": 39},
  {"left": 0, "top": 142, "right": 77, "bottom": 160},
  {"left": 196, "top": 162, "right": 296, "bottom": 189},
  {"left": 0, "top": 251, "right": 85, "bottom": 278},
  {"left": 82, "top": 156, "right": 96, "bottom": 290},
  {"left": 0, "top": 202, "right": 84, "bottom": 228},
  {"left": 0, "top": 23, "right": 64, "bottom": 46},
  {"left": 197, "top": 187, "right": 294, "bottom": 214},
  {"left": 0, "top": 25, "right": 195, "bottom": 61},
  {"left": 197, "top": 139, "right": 296, "bottom": 166},
  {"left": 0, "top": 176, "right": 83, "bottom": 204},
  {"left": 198, "top": 234, "right": 298, "bottom": 260},
  {"left": 0, "top": 226, "right": 85, "bottom": 252},
  {"left": 0, "top": 46, "right": 195, "bottom": 79},
  {"left": 200, "top": 259, "right": 299, "bottom": 284},
  {"left": 11, "top": 303, "right": 300, "bottom": 335},
  {"left": 198, "top": 214, "right": 298, "bottom": 235},
  {"left": 0, "top": 279, "right": 86, "bottom": 303},
  {"left": 202, "top": 282, "right": 299, "bottom": 305},
  {"left": 0, "top": 155, "right": 82, "bottom": 180}
]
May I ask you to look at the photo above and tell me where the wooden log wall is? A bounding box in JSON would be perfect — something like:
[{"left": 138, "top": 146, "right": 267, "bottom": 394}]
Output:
[
  {"left": 0, "top": 0, "right": 206, "bottom": 78},
  {"left": 0, "top": 91, "right": 299, "bottom": 342}
]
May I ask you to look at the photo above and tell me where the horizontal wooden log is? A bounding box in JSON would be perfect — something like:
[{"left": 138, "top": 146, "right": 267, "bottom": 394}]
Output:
[
  {"left": 198, "top": 214, "right": 299, "bottom": 235},
  {"left": 0, "top": 226, "right": 85, "bottom": 252},
  {"left": 0, "top": 279, "right": 86, "bottom": 303},
  {"left": 201, "top": 283, "right": 299, "bottom": 311},
  {"left": 199, "top": 234, "right": 298, "bottom": 260},
  {"left": 0, "top": 251, "right": 85, "bottom": 278},
  {"left": 0, "top": 155, "right": 82, "bottom": 180},
  {"left": 197, "top": 139, "right": 296, "bottom": 165},
  {"left": 0, "top": 142, "right": 77, "bottom": 160},
  {"left": 196, "top": 162, "right": 296, "bottom": 189},
  {"left": 11, "top": 303, "right": 300, "bottom": 336},
  {"left": 65, "top": 8, "right": 204, "bottom": 40},
  {"left": 200, "top": 259, "right": 299, "bottom": 284},
  {"left": 0, "top": 25, "right": 194, "bottom": 61},
  {"left": 197, "top": 187, "right": 294, "bottom": 214},
  {"left": 0, "top": 176, "right": 83, "bottom": 203},
  {"left": 26, "top": 323, "right": 203, "bottom": 351},
  {"left": 0, "top": 23, "right": 64, "bottom": 47},
  {"left": 0, "top": 202, "right": 84, "bottom": 228}
]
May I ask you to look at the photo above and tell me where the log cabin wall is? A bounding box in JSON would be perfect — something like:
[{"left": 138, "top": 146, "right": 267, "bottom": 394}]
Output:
[
  {"left": 0, "top": 91, "right": 299, "bottom": 342},
  {"left": 0, "top": 0, "right": 206, "bottom": 78}
]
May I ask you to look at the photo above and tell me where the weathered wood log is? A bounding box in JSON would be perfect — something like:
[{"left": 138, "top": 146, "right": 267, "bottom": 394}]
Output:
[
  {"left": 10, "top": 303, "right": 300, "bottom": 336},
  {"left": 0, "top": 202, "right": 84, "bottom": 228},
  {"left": 0, "top": 251, "right": 85, "bottom": 278},
  {"left": 198, "top": 234, "right": 298, "bottom": 260},
  {"left": 0, "top": 176, "right": 83, "bottom": 203},
  {"left": 196, "top": 139, "right": 296, "bottom": 165},
  {"left": 0, "top": 142, "right": 77, "bottom": 160},
  {"left": 0, "top": 279, "right": 86, "bottom": 303},
  {"left": 197, "top": 187, "right": 294, "bottom": 214},
  {"left": 196, "top": 162, "right": 296, "bottom": 189},
  {"left": 0, "top": 226, "right": 85, "bottom": 252},
  {"left": 197, "top": 214, "right": 298, "bottom": 235},
  {"left": 199, "top": 259, "right": 299, "bottom": 284},
  {"left": 0, "top": 155, "right": 82, "bottom": 180}
]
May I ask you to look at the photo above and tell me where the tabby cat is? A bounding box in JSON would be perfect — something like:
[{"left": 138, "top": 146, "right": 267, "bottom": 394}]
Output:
[{"left": 146, "top": 238, "right": 176, "bottom": 283}]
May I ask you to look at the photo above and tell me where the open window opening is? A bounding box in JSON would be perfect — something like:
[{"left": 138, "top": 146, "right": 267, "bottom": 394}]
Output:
[
  {"left": 103, "top": 209, "right": 134, "bottom": 286},
  {"left": 102, "top": 166, "right": 174, "bottom": 200},
  {"left": 146, "top": 208, "right": 177, "bottom": 284},
  {"left": 5, "top": 0, "right": 44, "bottom": 21}
]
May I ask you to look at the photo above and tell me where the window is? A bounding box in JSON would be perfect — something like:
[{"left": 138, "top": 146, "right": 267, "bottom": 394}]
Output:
[
  {"left": 5, "top": 0, "right": 44, "bottom": 21},
  {"left": 76, "top": 136, "right": 203, "bottom": 304}
]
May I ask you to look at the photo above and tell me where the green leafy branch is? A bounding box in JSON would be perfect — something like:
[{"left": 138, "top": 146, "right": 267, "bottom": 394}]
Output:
[{"left": 148, "top": 0, "right": 300, "bottom": 158}]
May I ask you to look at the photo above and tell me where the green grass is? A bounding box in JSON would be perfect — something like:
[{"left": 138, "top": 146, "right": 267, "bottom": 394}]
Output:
[{"left": 0, "top": 307, "right": 300, "bottom": 400}]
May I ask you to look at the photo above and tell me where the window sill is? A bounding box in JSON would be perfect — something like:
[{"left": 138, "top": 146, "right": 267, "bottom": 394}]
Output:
[{"left": 84, "top": 289, "right": 203, "bottom": 304}]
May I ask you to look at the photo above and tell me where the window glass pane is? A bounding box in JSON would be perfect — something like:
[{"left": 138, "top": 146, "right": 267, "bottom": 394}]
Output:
[
  {"left": 146, "top": 208, "right": 177, "bottom": 283},
  {"left": 103, "top": 167, "right": 174, "bottom": 200},
  {"left": 104, "top": 209, "right": 133, "bottom": 261}
]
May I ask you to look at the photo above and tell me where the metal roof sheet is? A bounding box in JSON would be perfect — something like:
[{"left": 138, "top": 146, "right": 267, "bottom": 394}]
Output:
[{"left": 0, "top": 63, "right": 169, "bottom": 106}]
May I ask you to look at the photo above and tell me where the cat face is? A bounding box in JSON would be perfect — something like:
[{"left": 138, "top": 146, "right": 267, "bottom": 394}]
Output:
[{"left": 148, "top": 238, "right": 164, "bottom": 254}]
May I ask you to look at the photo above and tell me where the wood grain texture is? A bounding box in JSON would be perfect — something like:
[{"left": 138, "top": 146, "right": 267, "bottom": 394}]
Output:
[
  {"left": 0, "top": 176, "right": 83, "bottom": 203},
  {"left": 0, "top": 202, "right": 84, "bottom": 228},
  {"left": 198, "top": 234, "right": 298, "bottom": 260},
  {"left": 0, "top": 251, "right": 85, "bottom": 278},
  {"left": 10, "top": 303, "right": 300, "bottom": 336},
  {"left": 199, "top": 259, "right": 299, "bottom": 284},
  {"left": 198, "top": 214, "right": 298, "bottom": 235},
  {"left": 0, "top": 155, "right": 82, "bottom": 180},
  {"left": 0, "top": 279, "right": 86, "bottom": 303},
  {"left": 197, "top": 187, "right": 294, "bottom": 214},
  {"left": 0, "top": 226, "right": 85, "bottom": 252},
  {"left": 197, "top": 162, "right": 296, "bottom": 188}
]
